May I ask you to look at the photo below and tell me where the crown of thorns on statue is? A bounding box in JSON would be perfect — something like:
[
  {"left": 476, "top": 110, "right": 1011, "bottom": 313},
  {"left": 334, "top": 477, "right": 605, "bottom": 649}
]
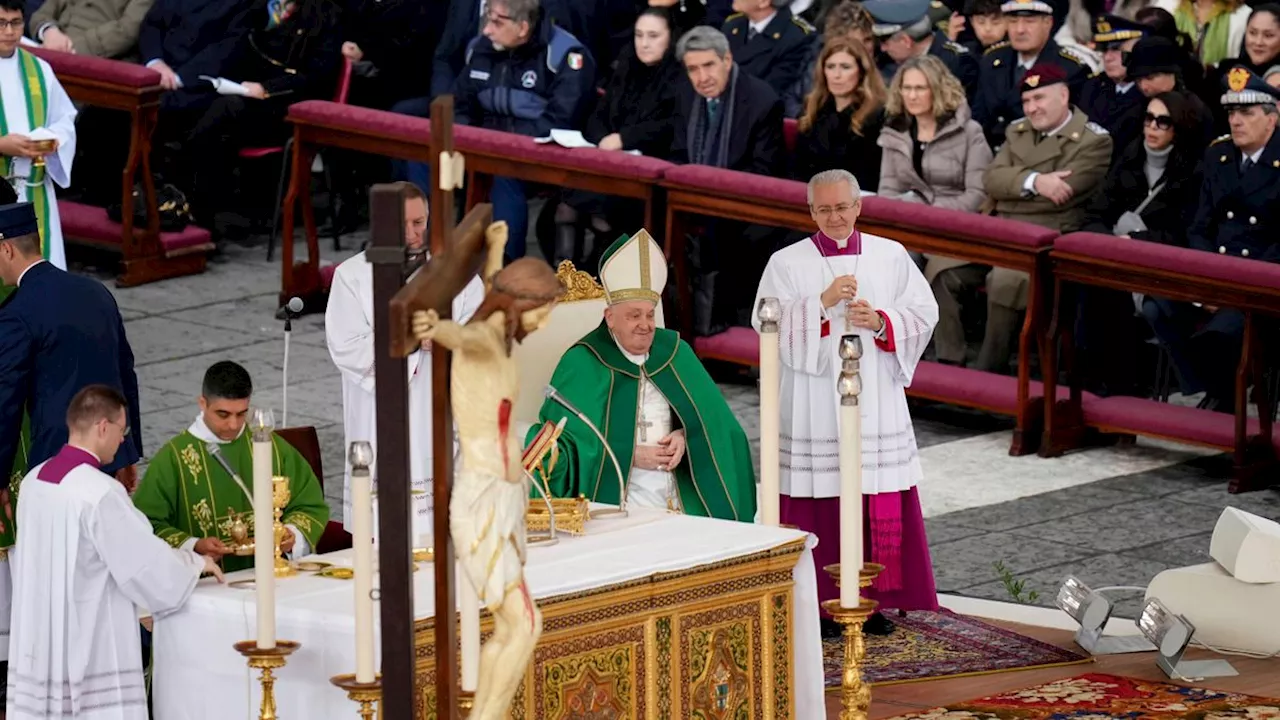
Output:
[{"left": 473, "top": 258, "right": 566, "bottom": 349}]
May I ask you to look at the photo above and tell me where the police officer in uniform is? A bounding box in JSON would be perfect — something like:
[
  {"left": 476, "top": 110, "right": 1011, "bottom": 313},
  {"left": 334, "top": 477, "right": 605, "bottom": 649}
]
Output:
[
  {"left": 1078, "top": 14, "right": 1146, "bottom": 138},
  {"left": 722, "top": 0, "right": 814, "bottom": 96},
  {"left": 454, "top": 0, "right": 595, "bottom": 261},
  {"left": 864, "top": 0, "right": 979, "bottom": 99},
  {"left": 972, "top": 0, "right": 1087, "bottom": 149},
  {"left": 1146, "top": 67, "right": 1280, "bottom": 411}
]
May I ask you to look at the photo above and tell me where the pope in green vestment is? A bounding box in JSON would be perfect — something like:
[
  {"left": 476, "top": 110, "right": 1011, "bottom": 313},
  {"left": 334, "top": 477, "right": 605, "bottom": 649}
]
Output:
[
  {"left": 525, "top": 231, "right": 757, "bottom": 522},
  {"left": 133, "top": 416, "right": 330, "bottom": 573}
]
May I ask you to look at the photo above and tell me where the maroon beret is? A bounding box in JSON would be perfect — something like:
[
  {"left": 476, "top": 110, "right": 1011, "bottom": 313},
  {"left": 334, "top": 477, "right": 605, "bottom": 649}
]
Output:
[{"left": 1020, "top": 63, "right": 1067, "bottom": 94}]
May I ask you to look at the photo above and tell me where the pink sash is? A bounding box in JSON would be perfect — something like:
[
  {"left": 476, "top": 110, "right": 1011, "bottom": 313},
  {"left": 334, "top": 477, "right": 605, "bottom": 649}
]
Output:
[{"left": 868, "top": 493, "right": 905, "bottom": 590}]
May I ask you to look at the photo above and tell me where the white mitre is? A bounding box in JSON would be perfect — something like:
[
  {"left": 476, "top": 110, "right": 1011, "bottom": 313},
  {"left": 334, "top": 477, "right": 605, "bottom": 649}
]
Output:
[{"left": 599, "top": 229, "right": 668, "bottom": 307}]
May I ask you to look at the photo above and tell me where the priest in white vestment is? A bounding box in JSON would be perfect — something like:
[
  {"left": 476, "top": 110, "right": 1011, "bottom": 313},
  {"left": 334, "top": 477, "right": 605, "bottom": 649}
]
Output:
[
  {"left": 7, "top": 385, "right": 219, "bottom": 720},
  {"left": 753, "top": 169, "right": 940, "bottom": 633},
  {"left": 0, "top": 4, "right": 76, "bottom": 270},
  {"left": 326, "top": 183, "right": 484, "bottom": 545}
]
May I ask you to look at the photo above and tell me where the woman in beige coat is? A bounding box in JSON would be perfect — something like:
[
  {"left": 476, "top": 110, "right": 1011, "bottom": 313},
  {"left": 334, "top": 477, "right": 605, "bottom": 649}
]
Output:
[{"left": 877, "top": 55, "right": 992, "bottom": 214}]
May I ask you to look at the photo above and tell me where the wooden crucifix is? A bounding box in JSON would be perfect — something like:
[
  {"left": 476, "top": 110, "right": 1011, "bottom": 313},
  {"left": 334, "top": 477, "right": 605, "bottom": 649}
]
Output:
[{"left": 370, "top": 95, "right": 491, "bottom": 720}]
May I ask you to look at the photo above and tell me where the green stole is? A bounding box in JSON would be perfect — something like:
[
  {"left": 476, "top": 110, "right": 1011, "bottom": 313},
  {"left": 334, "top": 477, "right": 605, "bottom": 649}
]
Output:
[
  {"left": 527, "top": 322, "right": 757, "bottom": 523},
  {"left": 0, "top": 49, "right": 52, "bottom": 260},
  {"left": 0, "top": 283, "right": 30, "bottom": 550},
  {"left": 132, "top": 429, "right": 330, "bottom": 572}
]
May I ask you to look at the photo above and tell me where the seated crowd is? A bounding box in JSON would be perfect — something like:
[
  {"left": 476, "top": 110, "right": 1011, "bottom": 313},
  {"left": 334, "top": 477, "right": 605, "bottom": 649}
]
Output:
[{"left": 9, "top": 0, "right": 1280, "bottom": 412}]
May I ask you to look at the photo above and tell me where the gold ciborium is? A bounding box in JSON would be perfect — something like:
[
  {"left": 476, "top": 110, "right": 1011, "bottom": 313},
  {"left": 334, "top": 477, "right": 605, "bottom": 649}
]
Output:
[
  {"left": 228, "top": 509, "right": 256, "bottom": 556},
  {"left": 272, "top": 476, "right": 296, "bottom": 578}
]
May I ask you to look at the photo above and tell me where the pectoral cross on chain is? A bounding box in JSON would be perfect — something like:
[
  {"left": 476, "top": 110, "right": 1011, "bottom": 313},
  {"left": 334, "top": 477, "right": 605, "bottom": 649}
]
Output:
[{"left": 638, "top": 413, "right": 653, "bottom": 443}]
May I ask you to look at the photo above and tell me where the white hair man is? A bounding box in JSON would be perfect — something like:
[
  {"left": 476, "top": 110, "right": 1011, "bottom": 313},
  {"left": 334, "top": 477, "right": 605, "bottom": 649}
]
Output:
[{"left": 752, "top": 169, "right": 940, "bottom": 635}]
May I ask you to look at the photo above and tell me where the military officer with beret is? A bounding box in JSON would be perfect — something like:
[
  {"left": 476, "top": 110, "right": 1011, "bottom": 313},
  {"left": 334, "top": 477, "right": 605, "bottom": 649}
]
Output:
[
  {"left": 971, "top": 0, "right": 1088, "bottom": 149},
  {"left": 1078, "top": 14, "right": 1147, "bottom": 139},
  {"left": 1144, "top": 67, "right": 1280, "bottom": 413},
  {"left": 722, "top": 0, "right": 815, "bottom": 96},
  {"left": 930, "top": 63, "right": 1110, "bottom": 371},
  {"left": 865, "top": 0, "right": 979, "bottom": 99}
]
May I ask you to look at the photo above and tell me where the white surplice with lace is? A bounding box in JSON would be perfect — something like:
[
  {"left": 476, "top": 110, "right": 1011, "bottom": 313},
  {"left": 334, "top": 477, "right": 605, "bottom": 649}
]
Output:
[{"left": 752, "top": 233, "right": 938, "bottom": 498}]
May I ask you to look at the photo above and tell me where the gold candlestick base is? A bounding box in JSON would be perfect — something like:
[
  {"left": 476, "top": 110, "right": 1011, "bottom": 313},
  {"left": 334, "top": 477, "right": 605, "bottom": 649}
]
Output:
[
  {"left": 330, "top": 673, "right": 382, "bottom": 720},
  {"left": 234, "top": 640, "right": 300, "bottom": 720},
  {"left": 821, "top": 563, "right": 884, "bottom": 720},
  {"left": 459, "top": 690, "right": 475, "bottom": 717}
]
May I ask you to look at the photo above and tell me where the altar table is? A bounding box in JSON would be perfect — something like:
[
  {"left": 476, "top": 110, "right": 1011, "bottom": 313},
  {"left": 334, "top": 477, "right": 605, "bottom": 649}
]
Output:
[{"left": 151, "top": 509, "right": 823, "bottom": 719}]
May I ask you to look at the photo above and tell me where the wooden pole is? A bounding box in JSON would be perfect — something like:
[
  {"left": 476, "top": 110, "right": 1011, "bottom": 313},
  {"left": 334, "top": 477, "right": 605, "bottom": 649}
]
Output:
[
  {"left": 368, "top": 183, "right": 416, "bottom": 720},
  {"left": 428, "top": 95, "right": 460, "bottom": 720}
]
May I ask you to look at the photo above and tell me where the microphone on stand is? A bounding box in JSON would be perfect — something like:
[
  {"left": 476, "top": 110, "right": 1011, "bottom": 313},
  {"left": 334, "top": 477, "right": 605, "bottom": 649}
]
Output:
[
  {"left": 281, "top": 296, "right": 304, "bottom": 428},
  {"left": 544, "top": 384, "right": 629, "bottom": 517}
]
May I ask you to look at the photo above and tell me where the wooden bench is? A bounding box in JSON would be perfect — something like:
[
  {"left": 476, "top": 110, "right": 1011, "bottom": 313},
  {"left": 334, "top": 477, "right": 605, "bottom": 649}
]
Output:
[
  {"left": 1043, "top": 232, "right": 1280, "bottom": 491},
  {"left": 660, "top": 164, "right": 1060, "bottom": 455},
  {"left": 277, "top": 100, "right": 675, "bottom": 306},
  {"left": 28, "top": 48, "right": 213, "bottom": 286}
]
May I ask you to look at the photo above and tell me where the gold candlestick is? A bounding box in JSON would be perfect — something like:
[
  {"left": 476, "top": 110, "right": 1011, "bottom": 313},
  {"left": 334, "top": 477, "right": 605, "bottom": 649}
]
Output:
[
  {"left": 273, "top": 476, "right": 297, "bottom": 577},
  {"left": 330, "top": 673, "right": 382, "bottom": 720},
  {"left": 234, "top": 640, "right": 300, "bottom": 720},
  {"left": 822, "top": 563, "right": 884, "bottom": 720},
  {"left": 458, "top": 690, "right": 475, "bottom": 717}
]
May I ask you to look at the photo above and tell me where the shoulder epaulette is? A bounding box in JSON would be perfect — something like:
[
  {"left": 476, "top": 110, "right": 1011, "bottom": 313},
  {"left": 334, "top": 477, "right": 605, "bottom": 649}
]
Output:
[
  {"left": 791, "top": 16, "right": 815, "bottom": 33},
  {"left": 984, "top": 40, "right": 1010, "bottom": 55},
  {"left": 945, "top": 39, "right": 969, "bottom": 54},
  {"left": 1011, "top": 118, "right": 1029, "bottom": 132},
  {"left": 1084, "top": 120, "right": 1109, "bottom": 135},
  {"left": 1210, "top": 133, "right": 1231, "bottom": 145},
  {"left": 725, "top": 12, "right": 744, "bottom": 21},
  {"left": 1059, "top": 47, "right": 1087, "bottom": 65},
  {"left": 1088, "top": 69, "right": 1101, "bottom": 79}
]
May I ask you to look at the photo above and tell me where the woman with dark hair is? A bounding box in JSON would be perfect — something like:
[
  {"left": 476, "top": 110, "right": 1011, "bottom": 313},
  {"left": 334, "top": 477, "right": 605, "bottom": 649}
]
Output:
[
  {"left": 543, "top": 7, "right": 683, "bottom": 269},
  {"left": 1077, "top": 90, "right": 1206, "bottom": 395},
  {"left": 1202, "top": 5, "right": 1280, "bottom": 126},
  {"left": 792, "top": 37, "right": 887, "bottom": 190}
]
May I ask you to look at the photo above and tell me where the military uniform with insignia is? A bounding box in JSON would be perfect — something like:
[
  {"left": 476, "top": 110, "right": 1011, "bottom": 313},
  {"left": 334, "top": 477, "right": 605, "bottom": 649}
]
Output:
[
  {"left": 930, "top": 63, "right": 1111, "bottom": 370},
  {"left": 971, "top": 0, "right": 1088, "bottom": 149},
  {"left": 864, "top": 0, "right": 980, "bottom": 99},
  {"left": 1146, "top": 67, "right": 1280, "bottom": 412},
  {"left": 1077, "top": 14, "right": 1146, "bottom": 139},
  {"left": 722, "top": 6, "right": 814, "bottom": 96}
]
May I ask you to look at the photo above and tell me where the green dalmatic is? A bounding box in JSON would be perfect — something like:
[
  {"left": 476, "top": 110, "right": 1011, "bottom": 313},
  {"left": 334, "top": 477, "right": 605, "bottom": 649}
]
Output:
[{"left": 133, "top": 429, "right": 330, "bottom": 573}]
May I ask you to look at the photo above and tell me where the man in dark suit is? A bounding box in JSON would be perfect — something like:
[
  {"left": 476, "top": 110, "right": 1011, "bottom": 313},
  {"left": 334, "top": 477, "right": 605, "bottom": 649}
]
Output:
[
  {"left": 0, "top": 202, "right": 143, "bottom": 488},
  {"left": 1077, "top": 14, "right": 1145, "bottom": 141},
  {"left": 671, "top": 25, "right": 785, "bottom": 334},
  {"left": 722, "top": 0, "right": 814, "bottom": 96},
  {"left": 971, "top": 0, "right": 1087, "bottom": 149},
  {"left": 672, "top": 25, "right": 785, "bottom": 175}
]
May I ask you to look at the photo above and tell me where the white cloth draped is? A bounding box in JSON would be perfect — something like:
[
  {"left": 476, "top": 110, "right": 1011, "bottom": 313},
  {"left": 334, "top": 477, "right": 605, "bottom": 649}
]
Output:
[
  {"left": 150, "top": 510, "right": 824, "bottom": 720},
  {"left": 753, "top": 233, "right": 938, "bottom": 497},
  {"left": 325, "top": 252, "right": 484, "bottom": 545},
  {"left": 7, "top": 461, "right": 205, "bottom": 720},
  {"left": 0, "top": 51, "right": 76, "bottom": 270}
]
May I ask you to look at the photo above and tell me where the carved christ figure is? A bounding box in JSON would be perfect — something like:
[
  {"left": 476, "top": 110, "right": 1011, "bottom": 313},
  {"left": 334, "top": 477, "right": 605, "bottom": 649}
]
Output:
[{"left": 410, "top": 222, "right": 563, "bottom": 720}]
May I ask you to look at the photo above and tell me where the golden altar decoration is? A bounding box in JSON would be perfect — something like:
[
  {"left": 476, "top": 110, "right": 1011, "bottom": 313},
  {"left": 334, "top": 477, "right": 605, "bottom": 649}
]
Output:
[{"left": 413, "top": 537, "right": 804, "bottom": 719}]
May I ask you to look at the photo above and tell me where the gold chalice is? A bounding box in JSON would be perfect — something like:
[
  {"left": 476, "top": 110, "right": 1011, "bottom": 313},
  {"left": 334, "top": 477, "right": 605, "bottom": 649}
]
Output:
[{"left": 30, "top": 138, "right": 56, "bottom": 171}]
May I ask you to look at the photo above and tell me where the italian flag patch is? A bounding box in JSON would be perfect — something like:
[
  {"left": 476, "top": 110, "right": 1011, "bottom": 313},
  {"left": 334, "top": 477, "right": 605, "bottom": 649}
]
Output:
[{"left": 567, "top": 52, "right": 583, "bottom": 70}]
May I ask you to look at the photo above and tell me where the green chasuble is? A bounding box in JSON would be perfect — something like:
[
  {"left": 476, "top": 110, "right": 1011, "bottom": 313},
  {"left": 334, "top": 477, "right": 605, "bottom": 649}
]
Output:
[
  {"left": 132, "top": 429, "right": 330, "bottom": 572},
  {"left": 0, "top": 281, "right": 31, "bottom": 551},
  {"left": 527, "top": 322, "right": 757, "bottom": 522}
]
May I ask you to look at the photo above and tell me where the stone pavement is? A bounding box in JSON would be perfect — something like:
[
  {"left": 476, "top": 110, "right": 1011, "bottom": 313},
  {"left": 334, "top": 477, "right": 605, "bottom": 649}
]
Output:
[{"left": 76, "top": 236, "right": 1279, "bottom": 621}]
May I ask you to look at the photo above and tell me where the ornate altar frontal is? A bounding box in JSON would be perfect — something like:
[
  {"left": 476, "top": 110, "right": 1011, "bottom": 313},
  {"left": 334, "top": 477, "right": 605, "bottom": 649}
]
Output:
[{"left": 414, "top": 538, "right": 803, "bottom": 720}]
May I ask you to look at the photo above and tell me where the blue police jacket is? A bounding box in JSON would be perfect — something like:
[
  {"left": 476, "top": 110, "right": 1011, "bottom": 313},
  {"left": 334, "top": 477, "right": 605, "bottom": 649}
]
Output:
[{"left": 454, "top": 18, "right": 596, "bottom": 138}]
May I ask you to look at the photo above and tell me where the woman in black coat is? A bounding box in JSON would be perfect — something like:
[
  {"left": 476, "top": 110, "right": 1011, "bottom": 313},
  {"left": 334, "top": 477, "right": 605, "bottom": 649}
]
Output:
[
  {"left": 544, "top": 7, "right": 684, "bottom": 269},
  {"left": 1076, "top": 90, "right": 1206, "bottom": 397},
  {"left": 791, "top": 36, "right": 886, "bottom": 190}
]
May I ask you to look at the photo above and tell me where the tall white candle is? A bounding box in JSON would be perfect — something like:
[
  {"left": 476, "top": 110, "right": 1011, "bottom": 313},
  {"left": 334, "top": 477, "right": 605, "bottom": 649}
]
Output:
[
  {"left": 756, "top": 298, "right": 782, "bottom": 526},
  {"left": 350, "top": 442, "right": 375, "bottom": 683},
  {"left": 459, "top": 563, "right": 480, "bottom": 692},
  {"left": 837, "top": 336, "right": 864, "bottom": 609},
  {"left": 251, "top": 409, "right": 276, "bottom": 650}
]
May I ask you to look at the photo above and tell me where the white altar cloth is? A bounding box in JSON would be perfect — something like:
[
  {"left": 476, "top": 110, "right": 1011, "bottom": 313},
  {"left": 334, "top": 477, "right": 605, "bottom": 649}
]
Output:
[{"left": 151, "top": 508, "right": 824, "bottom": 719}]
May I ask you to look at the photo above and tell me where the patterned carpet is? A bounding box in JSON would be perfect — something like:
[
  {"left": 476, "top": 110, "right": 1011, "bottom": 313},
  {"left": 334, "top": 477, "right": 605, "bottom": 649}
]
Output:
[
  {"left": 881, "top": 673, "right": 1280, "bottom": 719},
  {"left": 824, "top": 610, "right": 1091, "bottom": 686}
]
